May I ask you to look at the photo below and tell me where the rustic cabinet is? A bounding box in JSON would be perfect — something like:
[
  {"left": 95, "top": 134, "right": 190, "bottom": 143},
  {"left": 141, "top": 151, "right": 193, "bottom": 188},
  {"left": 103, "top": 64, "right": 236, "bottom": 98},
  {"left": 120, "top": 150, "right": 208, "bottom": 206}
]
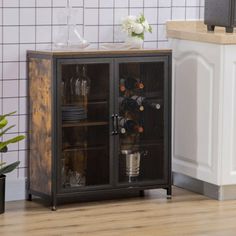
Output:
[{"left": 27, "top": 49, "right": 172, "bottom": 210}]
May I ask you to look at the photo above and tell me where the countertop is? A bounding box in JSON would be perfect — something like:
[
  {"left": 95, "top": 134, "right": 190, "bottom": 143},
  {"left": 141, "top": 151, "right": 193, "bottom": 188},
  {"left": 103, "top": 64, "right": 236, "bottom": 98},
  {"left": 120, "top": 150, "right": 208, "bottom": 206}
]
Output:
[{"left": 166, "top": 21, "right": 236, "bottom": 45}]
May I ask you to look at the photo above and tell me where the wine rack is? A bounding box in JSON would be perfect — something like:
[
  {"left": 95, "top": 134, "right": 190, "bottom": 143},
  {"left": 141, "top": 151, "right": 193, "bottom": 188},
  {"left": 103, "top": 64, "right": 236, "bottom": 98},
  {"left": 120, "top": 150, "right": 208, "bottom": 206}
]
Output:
[{"left": 27, "top": 49, "right": 172, "bottom": 210}]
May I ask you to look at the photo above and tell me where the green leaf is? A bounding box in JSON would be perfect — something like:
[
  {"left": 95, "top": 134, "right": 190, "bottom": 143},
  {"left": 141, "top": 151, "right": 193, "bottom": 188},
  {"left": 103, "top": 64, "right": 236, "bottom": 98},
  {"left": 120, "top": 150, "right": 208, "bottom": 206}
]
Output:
[
  {"left": 139, "top": 14, "right": 145, "bottom": 23},
  {"left": 0, "top": 161, "right": 20, "bottom": 175},
  {"left": 0, "top": 111, "right": 16, "bottom": 122},
  {"left": 0, "top": 135, "right": 25, "bottom": 151},
  {"left": 149, "top": 25, "right": 152, "bottom": 33},
  {"left": 131, "top": 32, "right": 144, "bottom": 40},
  {"left": 0, "top": 118, "right": 8, "bottom": 129},
  {"left": 0, "top": 125, "right": 15, "bottom": 137}
]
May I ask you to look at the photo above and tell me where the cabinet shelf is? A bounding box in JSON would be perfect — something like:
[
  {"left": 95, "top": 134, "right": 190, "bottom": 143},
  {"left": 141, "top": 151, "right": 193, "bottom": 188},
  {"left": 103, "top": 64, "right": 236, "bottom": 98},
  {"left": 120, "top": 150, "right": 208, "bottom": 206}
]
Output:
[
  {"left": 121, "top": 140, "right": 164, "bottom": 148},
  {"left": 62, "top": 121, "right": 108, "bottom": 128},
  {"left": 63, "top": 145, "right": 107, "bottom": 153},
  {"left": 63, "top": 100, "right": 108, "bottom": 106}
]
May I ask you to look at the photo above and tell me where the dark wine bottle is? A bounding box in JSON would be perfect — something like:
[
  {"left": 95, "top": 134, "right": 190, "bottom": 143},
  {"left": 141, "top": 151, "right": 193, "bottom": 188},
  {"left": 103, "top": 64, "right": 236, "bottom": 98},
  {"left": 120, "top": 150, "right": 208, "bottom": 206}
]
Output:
[
  {"left": 120, "top": 97, "right": 140, "bottom": 112},
  {"left": 119, "top": 78, "right": 126, "bottom": 92},
  {"left": 119, "top": 117, "right": 144, "bottom": 134},
  {"left": 119, "top": 77, "right": 144, "bottom": 92},
  {"left": 130, "top": 95, "right": 161, "bottom": 111}
]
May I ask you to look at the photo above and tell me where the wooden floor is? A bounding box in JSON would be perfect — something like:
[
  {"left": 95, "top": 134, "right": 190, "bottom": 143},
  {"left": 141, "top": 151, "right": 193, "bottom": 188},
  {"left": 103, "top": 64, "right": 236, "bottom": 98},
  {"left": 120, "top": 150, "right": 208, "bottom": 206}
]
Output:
[{"left": 1, "top": 187, "right": 236, "bottom": 236}]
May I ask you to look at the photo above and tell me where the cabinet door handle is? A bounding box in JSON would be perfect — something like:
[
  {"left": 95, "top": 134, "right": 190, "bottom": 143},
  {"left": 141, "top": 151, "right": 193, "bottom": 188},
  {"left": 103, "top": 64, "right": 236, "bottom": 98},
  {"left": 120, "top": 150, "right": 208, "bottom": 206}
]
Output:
[
  {"left": 115, "top": 114, "right": 119, "bottom": 135},
  {"left": 112, "top": 115, "right": 115, "bottom": 135}
]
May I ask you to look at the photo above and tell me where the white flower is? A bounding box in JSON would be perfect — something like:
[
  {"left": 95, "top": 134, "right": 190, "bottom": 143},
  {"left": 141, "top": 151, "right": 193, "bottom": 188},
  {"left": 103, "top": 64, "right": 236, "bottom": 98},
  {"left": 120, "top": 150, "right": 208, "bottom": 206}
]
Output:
[
  {"left": 121, "top": 15, "right": 137, "bottom": 33},
  {"left": 121, "top": 14, "right": 152, "bottom": 40},
  {"left": 143, "top": 20, "right": 150, "bottom": 32},
  {"left": 127, "top": 15, "right": 136, "bottom": 22},
  {"left": 122, "top": 19, "right": 133, "bottom": 28},
  {"left": 133, "top": 23, "right": 144, "bottom": 34}
]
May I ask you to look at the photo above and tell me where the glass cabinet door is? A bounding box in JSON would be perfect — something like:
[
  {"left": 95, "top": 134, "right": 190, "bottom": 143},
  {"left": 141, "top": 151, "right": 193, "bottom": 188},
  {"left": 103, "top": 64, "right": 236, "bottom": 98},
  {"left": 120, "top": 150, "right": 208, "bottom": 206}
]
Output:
[
  {"left": 58, "top": 60, "right": 112, "bottom": 191},
  {"left": 116, "top": 58, "right": 169, "bottom": 185}
]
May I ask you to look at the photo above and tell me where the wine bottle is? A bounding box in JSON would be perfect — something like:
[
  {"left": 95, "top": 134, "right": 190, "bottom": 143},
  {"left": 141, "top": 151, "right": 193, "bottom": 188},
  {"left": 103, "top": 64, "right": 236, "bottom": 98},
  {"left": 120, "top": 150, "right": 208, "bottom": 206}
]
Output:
[
  {"left": 130, "top": 95, "right": 161, "bottom": 111},
  {"left": 119, "top": 78, "right": 126, "bottom": 92},
  {"left": 119, "top": 117, "right": 144, "bottom": 134},
  {"left": 119, "top": 77, "right": 144, "bottom": 92},
  {"left": 120, "top": 97, "right": 140, "bottom": 112},
  {"left": 130, "top": 95, "right": 145, "bottom": 111}
]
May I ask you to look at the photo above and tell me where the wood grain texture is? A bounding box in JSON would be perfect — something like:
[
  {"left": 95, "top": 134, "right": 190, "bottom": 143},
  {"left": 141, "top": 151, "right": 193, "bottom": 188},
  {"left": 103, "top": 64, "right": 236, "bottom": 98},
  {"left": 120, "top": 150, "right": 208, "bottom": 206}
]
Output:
[
  {"left": 166, "top": 21, "right": 236, "bottom": 45},
  {"left": 1, "top": 187, "right": 236, "bottom": 236},
  {"left": 29, "top": 57, "right": 52, "bottom": 195}
]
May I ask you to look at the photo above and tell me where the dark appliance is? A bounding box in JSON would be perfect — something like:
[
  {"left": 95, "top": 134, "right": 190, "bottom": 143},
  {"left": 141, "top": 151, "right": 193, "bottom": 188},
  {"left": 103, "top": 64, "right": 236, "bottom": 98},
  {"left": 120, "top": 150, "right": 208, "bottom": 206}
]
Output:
[{"left": 204, "top": 0, "right": 236, "bottom": 33}]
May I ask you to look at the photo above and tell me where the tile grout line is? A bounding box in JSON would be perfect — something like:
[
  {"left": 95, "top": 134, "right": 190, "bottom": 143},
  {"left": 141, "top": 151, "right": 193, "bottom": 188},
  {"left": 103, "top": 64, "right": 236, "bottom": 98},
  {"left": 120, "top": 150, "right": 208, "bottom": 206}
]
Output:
[
  {"left": 156, "top": 0, "right": 159, "bottom": 48},
  {"left": 113, "top": 0, "right": 115, "bottom": 43},
  {"left": 51, "top": 0, "right": 53, "bottom": 49},
  {"left": 0, "top": 0, "right": 3, "bottom": 163},
  {"left": 98, "top": 0, "right": 100, "bottom": 48},
  {"left": 17, "top": 0, "right": 21, "bottom": 178}
]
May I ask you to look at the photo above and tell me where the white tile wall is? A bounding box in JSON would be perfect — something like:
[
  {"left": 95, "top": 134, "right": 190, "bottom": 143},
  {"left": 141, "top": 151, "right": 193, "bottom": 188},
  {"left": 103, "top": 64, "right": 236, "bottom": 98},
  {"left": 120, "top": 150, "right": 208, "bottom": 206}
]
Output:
[
  {"left": 0, "top": 0, "right": 204, "bottom": 182},
  {"left": 115, "top": 0, "right": 129, "bottom": 8}
]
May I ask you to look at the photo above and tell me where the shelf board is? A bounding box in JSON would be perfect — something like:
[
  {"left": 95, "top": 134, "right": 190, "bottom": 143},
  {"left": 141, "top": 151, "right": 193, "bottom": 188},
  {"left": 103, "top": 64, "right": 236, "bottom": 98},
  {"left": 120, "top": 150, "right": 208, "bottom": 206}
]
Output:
[
  {"left": 62, "top": 121, "right": 108, "bottom": 128},
  {"left": 121, "top": 140, "right": 164, "bottom": 147},
  {"left": 63, "top": 100, "right": 108, "bottom": 106},
  {"left": 63, "top": 145, "right": 107, "bottom": 152},
  {"left": 88, "top": 100, "right": 108, "bottom": 105}
]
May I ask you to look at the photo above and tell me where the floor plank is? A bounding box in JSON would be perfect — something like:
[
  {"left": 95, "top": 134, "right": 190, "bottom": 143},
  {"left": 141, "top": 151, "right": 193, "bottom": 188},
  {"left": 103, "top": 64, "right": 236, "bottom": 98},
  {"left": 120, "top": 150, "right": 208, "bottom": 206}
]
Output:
[{"left": 1, "top": 187, "right": 236, "bottom": 236}]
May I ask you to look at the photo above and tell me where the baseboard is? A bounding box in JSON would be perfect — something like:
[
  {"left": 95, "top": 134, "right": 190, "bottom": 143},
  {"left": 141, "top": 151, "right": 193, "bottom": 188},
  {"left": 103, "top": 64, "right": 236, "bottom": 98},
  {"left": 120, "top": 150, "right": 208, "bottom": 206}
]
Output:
[
  {"left": 5, "top": 178, "right": 26, "bottom": 201},
  {"left": 173, "top": 172, "right": 236, "bottom": 200}
]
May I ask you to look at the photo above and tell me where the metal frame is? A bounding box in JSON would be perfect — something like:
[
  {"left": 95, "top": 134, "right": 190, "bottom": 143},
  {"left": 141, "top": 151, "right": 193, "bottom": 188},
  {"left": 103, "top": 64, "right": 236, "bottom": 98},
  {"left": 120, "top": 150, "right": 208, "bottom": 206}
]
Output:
[
  {"left": 113, "top": 56, "right": 171, "bottom": 190},
  {"left": 56, "top": 58, "right": 114, "bottom": 195}
]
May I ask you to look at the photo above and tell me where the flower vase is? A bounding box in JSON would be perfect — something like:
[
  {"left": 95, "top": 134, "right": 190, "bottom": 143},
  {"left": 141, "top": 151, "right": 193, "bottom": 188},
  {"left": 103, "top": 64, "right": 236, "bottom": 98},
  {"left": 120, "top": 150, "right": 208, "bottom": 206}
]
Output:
[{"left": 125, "top": 36, "right": 143, "bottom": 49}]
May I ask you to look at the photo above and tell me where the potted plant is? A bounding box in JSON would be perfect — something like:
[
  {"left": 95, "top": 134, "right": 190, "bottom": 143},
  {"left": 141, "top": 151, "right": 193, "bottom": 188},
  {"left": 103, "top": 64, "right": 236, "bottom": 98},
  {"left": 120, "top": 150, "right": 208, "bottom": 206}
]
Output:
[
  {"left": 122, "top": 14, "right": 152, "bottom": 49},
  {"left": 0, "top": 112, "right": 25, "bottom": 214}
]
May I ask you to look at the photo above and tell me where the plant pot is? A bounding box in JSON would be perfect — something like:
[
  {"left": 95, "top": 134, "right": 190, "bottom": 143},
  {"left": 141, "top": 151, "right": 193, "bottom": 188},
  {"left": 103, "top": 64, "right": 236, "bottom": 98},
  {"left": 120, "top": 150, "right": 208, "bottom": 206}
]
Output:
[{"left": 0, "top": 175, "right": 6, "bottom": 214}]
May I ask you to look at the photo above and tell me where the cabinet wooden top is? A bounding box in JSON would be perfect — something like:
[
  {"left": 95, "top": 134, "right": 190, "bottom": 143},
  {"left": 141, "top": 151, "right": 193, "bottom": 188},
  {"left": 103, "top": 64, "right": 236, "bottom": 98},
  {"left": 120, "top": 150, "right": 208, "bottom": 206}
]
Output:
[
  {"left": 27, "top": 48, "right": 172, "bottom": 57},
  {"left": 167, "top": 21, "right": 236, "bottom": 45}
]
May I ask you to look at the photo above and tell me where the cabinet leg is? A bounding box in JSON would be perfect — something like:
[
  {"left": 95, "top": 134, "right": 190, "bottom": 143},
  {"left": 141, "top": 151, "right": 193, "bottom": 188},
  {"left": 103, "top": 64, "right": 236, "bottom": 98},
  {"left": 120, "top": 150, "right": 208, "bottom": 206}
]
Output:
[
  {"left": 51, "top": 197, "right": 57, "bottom": 211},
  {"left": 226, "top": 27, "right": 234, "bottom": 33},
  {"left": 27, "top": 193, "right": 32, "bottom": 201},
  {"left": 207, "top": 25, "right": 215, "bottom": 32},
  {"left": 166, "top": 187, "right": 172, "bottom": 199},
  {"left": 139, "top": 190, "right": 145, "bottom": 197}
]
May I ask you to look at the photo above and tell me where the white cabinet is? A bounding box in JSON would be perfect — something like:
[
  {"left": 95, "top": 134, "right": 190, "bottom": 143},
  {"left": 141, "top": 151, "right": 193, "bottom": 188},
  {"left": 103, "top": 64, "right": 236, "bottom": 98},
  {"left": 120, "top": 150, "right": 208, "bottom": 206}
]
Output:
[{"left": 170, "top": 38, "right": 236, "bottom": 199}]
